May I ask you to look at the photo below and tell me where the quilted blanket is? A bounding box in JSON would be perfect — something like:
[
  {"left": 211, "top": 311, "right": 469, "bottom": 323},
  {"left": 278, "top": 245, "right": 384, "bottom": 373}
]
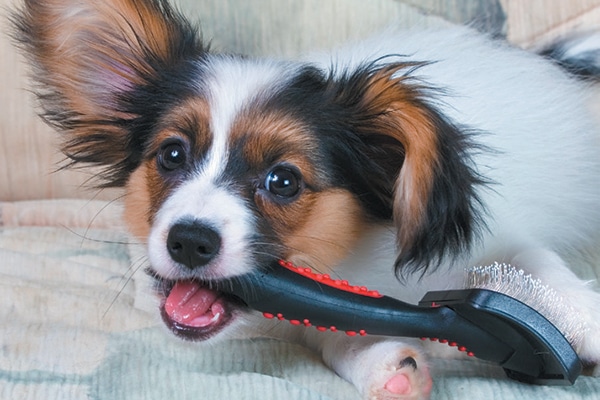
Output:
[{"left": 1, "top": 199, "right": 599, "bottom": 399}]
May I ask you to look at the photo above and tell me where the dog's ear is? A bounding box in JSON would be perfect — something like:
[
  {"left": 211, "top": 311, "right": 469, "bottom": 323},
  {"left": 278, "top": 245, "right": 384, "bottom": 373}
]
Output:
[
  {"left": 12, "top": 0, "right": 206, "bottom": 186},
  {"left": 329, "top": 62, "right": 486, "bottom": 276}
]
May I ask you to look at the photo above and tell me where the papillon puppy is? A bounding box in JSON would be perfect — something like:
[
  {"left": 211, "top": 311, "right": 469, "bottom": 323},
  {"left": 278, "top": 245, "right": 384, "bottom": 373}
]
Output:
[{"left": 13, "top": 0, "right": 600, "bottom": 398}]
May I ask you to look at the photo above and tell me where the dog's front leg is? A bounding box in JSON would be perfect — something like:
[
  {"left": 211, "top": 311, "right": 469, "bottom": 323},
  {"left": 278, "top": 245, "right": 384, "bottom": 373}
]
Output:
[{"left": 305, "top": 331, "right": 433, "bottom": 400}]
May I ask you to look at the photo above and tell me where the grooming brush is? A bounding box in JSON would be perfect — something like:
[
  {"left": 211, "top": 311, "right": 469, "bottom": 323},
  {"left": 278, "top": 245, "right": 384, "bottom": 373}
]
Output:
[{"left": 217, "top": 260, "right": 583, "bottom": 385}]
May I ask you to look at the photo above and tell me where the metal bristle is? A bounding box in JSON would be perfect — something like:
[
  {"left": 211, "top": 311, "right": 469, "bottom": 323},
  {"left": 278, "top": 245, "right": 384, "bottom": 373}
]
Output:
[{"left": 465, "top": 262, "right": 586, "bottom": 348}]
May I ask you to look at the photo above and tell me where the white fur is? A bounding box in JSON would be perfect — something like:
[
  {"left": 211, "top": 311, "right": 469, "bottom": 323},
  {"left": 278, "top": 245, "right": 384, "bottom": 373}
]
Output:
[
  {"left": 309, "top": 28, "right": 600, "bottom": 396},
  {"left": 152, "top": 26, "right": 600, "bottom": 399},
  {"left": 198, "top": 57, "right": 287, "bottom": 178},
  {"left": 309, "top": 26, "right": 600, "bottom": 294}
]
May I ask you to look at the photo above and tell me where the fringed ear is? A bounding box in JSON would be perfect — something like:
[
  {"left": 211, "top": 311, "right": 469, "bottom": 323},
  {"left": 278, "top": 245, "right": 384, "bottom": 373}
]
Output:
[
  {"left": 12, "top": 0, "right": 206, "bottom": 186},
  {"left": 329, "top": 61, "right": 486, "bottom": 276}
]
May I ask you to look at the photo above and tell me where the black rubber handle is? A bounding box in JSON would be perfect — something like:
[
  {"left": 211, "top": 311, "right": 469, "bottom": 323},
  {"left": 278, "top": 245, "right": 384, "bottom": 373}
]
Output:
[{"left": 218, "top": 262, "right": 582, "bottom": 384}]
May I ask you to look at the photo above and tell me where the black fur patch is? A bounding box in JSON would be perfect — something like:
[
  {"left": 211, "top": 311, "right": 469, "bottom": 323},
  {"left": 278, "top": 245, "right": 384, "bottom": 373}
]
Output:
[
  {"left": 264, "top": 61, "right": 488, "bottom": 276},
  {"left": 541, "top": 35, "right": 600, "bottom": 80}
]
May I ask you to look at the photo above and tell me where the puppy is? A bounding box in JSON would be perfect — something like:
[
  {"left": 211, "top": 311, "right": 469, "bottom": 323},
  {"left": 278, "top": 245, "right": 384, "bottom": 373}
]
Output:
[{"left": 13, "top": 0, "right": 600, "bottom": 398}]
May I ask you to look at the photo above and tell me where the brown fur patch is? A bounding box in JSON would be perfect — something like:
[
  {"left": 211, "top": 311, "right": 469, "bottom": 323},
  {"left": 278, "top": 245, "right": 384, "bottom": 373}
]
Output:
[
  {"left": 230, "top": 108, "right": 319, "bottom": 177},
  {"left": 123, "top": 154, "right": 185, "bottom": 240},
  {"left": 150, "top": 97, "right": 213, "bottom": 158},
  {"left": 123, "top": 164, "right": 153, "bottom": 239},
  {"left": 357, "top": 65, "right": 439, "bottom": 254},
  {"left": 280, "top": 190, "right": 366, "bottom": 274},
  {"left": 22, "top": 0, "right": 180, "bottom": 116},
  {"left": 123, "top": 157, "right": 184, "bottom": 241}
]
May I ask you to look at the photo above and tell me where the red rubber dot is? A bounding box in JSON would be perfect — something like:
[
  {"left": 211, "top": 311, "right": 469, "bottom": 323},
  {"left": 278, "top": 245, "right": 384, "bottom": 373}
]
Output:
[
  {"left": 330, "top": 326, "right": 338, "bottom": 332},
  {"left": 303, "top": 319, "right": 311, "bottom": 327},
  {"left": 431, "top": 338, "right": 438, "bottom": 341},
  {"left": 316, "top": 326, "right": 327, "bottom": 332},
  {"left": 420, "top": 337, "right": 427, "bottom": 341},
  {"left": 278, "top": 260, "right": 386, "bottom": 299},
  {"left": 458, "top": 346, "right": 467, "bottom": 352},
  {"left": 263, "top": 312, "right": 274, "bottom": 319},
  {"left": 439, "top": 339, "right": 448, "bottom": 344},
  {"left": 277, "top": 313, "right": 284, "bottom": 320},
  {"left": 346, "top": 331, "right": 357, "bottom": 336},
  {"left": 467, "top": 352, "right": 475, "bottom": 357},
  {"left": 290, "top": 320, "right": 301, "bottom": 326},
  {"left": 449, "top": 342, "right": 457, "bottom": 347},
  {"left": 359, "top": 330, "right": 367, "bottom": 336}
]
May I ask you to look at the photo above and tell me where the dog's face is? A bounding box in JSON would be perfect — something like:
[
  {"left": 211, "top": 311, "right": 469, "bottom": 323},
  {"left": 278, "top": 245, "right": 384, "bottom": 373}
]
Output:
[
  {"left": 127, "top": 60, "right": 371, "bottom": 279},
  {"left": 15, "top": 0, "right": 483, "bottom": 341},
  {"left": 123, "top": 60, "right": 379, "bottom": 339}
]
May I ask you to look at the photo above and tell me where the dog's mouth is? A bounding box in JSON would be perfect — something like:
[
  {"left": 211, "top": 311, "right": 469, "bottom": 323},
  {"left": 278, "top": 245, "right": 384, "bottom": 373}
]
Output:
[{"left": 158, "top": 278, "right": 244, "bottom": 341}]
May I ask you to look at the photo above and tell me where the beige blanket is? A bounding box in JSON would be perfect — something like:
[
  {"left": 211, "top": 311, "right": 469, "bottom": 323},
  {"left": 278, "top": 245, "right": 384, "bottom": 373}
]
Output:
[{"left": 1, "top": 199, "right": 599, "bottom": 399}]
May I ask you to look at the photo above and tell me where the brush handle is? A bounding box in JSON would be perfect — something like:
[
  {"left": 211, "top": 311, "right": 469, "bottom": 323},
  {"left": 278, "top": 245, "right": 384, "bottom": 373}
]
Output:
[{"left": 218, "top": 261, "right": 581, "bottom": 385}]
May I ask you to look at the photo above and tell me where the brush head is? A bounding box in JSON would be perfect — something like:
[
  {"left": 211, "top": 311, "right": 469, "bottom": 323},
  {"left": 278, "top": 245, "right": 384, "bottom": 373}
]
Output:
[
  {"left": 465, "top": 263, "right": 586, "bottom": 349},
  {"left": 420, "top": 287, "right": 582, "bottom": 385}
]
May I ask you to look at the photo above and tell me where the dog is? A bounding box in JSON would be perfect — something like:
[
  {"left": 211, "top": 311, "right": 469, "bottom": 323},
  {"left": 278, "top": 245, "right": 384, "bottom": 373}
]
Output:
[{"left": 13, "top": 0, "right": 600, "bottom": 398}]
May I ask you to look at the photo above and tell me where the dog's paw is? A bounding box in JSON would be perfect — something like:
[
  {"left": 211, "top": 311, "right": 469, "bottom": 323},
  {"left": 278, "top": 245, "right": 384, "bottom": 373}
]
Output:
[
  {"left": 583, "top": 362, "right": 600, "bottom": 377},
  {"left": 578, "top": 313, "right": 600, "bottom": 372},
  {"left": 359, "top": 342, "right": 432, "bottom": 400},
  {"left": 368, "top": 355, "right": 432, "bottom": 400},
  {"left": 319, "top": 336, "right": 432, "bottom": 400}
]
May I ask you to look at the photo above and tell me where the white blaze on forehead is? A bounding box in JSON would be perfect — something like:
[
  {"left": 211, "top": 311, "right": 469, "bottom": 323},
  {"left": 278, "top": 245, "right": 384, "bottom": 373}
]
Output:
[{"left": 198, "top": 57, "right": 294, "bottom": 181}]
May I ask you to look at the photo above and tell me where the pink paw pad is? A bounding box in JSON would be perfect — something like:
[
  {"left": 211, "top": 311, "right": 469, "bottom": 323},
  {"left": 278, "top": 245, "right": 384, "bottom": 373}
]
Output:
[
  {"left": 385, "top": 373, "right": 412, "bottom": 395},
  {"left": 377, "top": 356, "right": 432, "bottom": 399}
]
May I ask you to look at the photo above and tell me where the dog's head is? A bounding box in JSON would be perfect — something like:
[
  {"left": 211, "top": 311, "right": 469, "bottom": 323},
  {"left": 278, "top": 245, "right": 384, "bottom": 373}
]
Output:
[{"left": 15, "top": 0, "right": 484, "bottom": 340}]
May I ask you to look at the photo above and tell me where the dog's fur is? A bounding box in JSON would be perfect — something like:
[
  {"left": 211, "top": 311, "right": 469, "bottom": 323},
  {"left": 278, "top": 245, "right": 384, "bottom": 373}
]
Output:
[{"left": 13, "top": 0, "right": 600, "bottom": 398}]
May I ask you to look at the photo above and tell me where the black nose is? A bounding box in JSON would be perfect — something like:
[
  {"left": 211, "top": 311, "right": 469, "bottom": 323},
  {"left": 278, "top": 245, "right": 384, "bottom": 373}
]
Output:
[{"left": 167, "top": 220, "right": 222, "bottom": 270}]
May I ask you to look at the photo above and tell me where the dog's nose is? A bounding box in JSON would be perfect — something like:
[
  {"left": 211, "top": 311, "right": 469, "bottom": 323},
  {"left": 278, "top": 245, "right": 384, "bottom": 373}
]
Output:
[{"left": 167, "top": 220, "right": 222, "bottom": 270}]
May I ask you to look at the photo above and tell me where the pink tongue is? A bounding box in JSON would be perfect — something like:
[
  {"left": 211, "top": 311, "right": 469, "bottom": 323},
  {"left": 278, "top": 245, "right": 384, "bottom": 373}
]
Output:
[{"left": 164, "top": 280, "right": 223, "bottom": 327}]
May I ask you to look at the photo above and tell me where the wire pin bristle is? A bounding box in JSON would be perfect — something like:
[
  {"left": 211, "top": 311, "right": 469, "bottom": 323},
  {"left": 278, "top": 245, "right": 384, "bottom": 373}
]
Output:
[{"left": 465, "top": 262, "right": 587, "bottom": 349}]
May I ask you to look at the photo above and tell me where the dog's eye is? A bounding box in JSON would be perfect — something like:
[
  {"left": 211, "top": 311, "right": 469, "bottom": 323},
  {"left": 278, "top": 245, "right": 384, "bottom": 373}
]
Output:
[
  {"left": 158, "top": 142, "right": 186, "bottom": 172},
  {"left": 265, "top": 167, "right": 301, "bottom": 198}
]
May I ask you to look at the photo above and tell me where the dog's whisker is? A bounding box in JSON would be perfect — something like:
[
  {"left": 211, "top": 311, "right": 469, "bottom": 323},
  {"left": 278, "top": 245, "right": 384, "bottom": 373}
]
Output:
[
  {"left": 81, "top": 192, "right": 127, "bottom": 245},
  {"left": 248, "top": 241, "right": 333, "bottom": 276},
  {"left": 102, "top": 253, "right": 149, "bottom": 319},
  {"left": 61, "top": 225, "right": 146, "bottom": 247}
]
